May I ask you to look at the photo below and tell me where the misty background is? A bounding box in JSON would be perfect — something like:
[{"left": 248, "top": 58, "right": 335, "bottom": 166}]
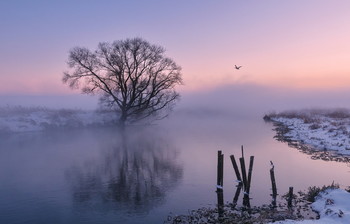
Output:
[{"left": 1, "top": 84, "right": 350, "bottom": 116}]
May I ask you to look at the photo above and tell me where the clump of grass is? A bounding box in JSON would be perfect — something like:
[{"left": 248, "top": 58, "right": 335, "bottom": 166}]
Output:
[
  {"left": 264, "top": 108, "right": 350, "bottom": 123},
  {"left": 281, "top": 191, "right": 297, "bottom": 201},
  {"left": 309, "top": 123, "right": 321, "bottom": 130},
  {"left": 264, "top": 109, "right": 321, "bottom": 123},
  {"left": 326, "top": 108, "right": 350, "bottom": 119},
  {"left": 304, "top": 182, "right": 339, "bottom": 202}
]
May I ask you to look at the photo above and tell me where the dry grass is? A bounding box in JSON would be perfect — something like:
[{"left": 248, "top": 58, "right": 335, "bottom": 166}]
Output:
[{"left": 265, "top": 108, "right": 350, "bottom": 121}]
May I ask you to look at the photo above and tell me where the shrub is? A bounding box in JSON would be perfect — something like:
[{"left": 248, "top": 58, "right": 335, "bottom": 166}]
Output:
[{"left": 305, "top": 182, "right": 339, "bottom": 202}]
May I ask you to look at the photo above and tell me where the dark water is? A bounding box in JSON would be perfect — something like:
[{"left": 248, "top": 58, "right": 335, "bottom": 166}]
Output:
[{"left": 2, "top": 86, "right": 350, "bottom": 223}]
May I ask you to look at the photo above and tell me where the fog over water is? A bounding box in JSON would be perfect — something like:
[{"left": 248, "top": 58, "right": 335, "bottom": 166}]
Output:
[
  {"left": 1, "top": 84, "right": 350, "bottom": 223},
  {"left": 174, "top": 84, "right": 350, "bottom": 121},
  {"left": 0, "top": 94, "right": 99, "bottom": 110},
  {"left": 1, "top": 84, "right": 350, "bottom": 112}
]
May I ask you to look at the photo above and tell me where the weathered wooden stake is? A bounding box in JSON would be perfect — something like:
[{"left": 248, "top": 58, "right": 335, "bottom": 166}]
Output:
[
  {"left": 230, "top": 155, "right": 242, "bottom": 184},
  {"left": 240, "top": 155, "right": 251, "bottom": 208},
  {"left": 232, "top": 183, "right": 242, "bottom": 208},
  {"left": 239, "top": 157, "right": 248, "bottom": 191},
  {"left": 217, "top": 190, "right": 224, "bottom": 218},
  {"left": 243, "top": 156, "right": 254, "bottom": 208},
  {"left": 217, "top": 151, "right": 224, "bottom": 192},
  {"left": 247, "top": 156, "right": 254, "bottom": 193},
  {"left": 270, "top": 161, "right": 278, "bottom": 207},
  {"left": 288, "top": 187, "right": 294, "bottom": 207}
]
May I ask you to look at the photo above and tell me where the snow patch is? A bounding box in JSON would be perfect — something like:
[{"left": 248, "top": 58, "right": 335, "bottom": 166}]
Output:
[
  {"left": 268, "top": 110, "right": 350, "bottom": 156},
  {"left": 0, "top": 106, "right": 118, "bottom": 133},
  {"left": 273, "top": 189, "right": 350, "bottom": 224}
]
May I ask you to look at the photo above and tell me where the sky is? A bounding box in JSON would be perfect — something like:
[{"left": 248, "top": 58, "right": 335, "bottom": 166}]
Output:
[{"left": 1, "top": 0, "right": 350, "bottom": 96}]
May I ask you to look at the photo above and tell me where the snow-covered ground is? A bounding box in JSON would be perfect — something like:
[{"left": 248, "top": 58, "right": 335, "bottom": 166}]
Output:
[
  {"left": 274, "top": 188, "right": 350, "bottom": 224},
  {"left": 266, "top": 109, "right": 350, "bottom": 223},
  {"left": 0, "top": 106, "right": 118, "bottom": 133},
  {"left": 266, "top": 109, "right": 350, "bottom": 156}
]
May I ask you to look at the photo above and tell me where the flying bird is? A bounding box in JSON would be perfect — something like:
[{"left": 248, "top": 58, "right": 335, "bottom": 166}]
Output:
[{"left": 235, "top": 65, "right": 242, "bottom": 70}]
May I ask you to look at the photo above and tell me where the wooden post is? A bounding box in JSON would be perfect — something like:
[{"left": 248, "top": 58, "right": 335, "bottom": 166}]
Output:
[
  {"left": 246, "top": 156, "right": 254, "bottom": 194},
  {"left": 216, "top": 151, "right": 224, "bottom": 218},
  {"left": 240, "top": 156, "right": 250, "bottom": 208},
  {"left": 243, "top": 156, "right": 254, "bottom": 208},
  {"left": 230, "top": 155, "right": 242, "bottom": 184},
  {"left": 232, "top": 183, "right": 242, "bottom": 209},
  {"left": 217, "top": 151, "right": 224, "bottom": 192},
  {"left": 239, "top": 157, "right": 248, "bottom": 190},
  {"left": 288, "top": 187, "right": 294, "bottom": 207},
  {"left": 270, "top": 161, "right": 278, "bottom": 207},
  {"left": 217, "top": 190, "right": 224, "bottom": 218}
]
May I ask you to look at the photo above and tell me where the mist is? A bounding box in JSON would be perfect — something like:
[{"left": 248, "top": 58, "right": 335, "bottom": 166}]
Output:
[
  {"left": 174, "top": 84, "right": 350, "bottom": 119},
  {"left": 2, "top": 84, "right": 350, "bottom": 223},
  {"left": 0, "top": 94, "right": 99, "bottom": 110},
  {"left": 1, "top": 83, "right": 350, "bottom": 123}
]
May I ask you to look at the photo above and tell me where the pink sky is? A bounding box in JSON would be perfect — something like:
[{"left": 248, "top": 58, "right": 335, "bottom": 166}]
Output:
[{"left": 1, "top": 1, "right": 350, "bottom": 95}]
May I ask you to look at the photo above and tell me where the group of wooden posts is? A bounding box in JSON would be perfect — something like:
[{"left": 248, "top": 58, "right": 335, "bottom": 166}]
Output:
[{"left": 216, "top": 146, "right": 294, "bottom": 211}]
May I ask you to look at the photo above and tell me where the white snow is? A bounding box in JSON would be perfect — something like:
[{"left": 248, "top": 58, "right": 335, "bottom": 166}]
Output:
[
  {"left": 270, "top": 111, "right": 350, "bottom": 156},
  {"left": 268, "top": 110, "right": 350, "bottom": 223},
  {"left": 273, "top": 188, "right": 350, "bottom": 224},
  {"left": 0, "top": 106, "right": 118, "bottom": 133}
]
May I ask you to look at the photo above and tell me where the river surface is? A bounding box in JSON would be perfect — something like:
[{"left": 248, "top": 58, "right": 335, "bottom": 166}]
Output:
[{"left": 1, "top": 100, "right": 350, "bottom": 223}]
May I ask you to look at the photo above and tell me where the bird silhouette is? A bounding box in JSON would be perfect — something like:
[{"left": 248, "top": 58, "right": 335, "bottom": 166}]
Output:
[{"left": 235, "top": 65, "right": 242, "bottom": 70}]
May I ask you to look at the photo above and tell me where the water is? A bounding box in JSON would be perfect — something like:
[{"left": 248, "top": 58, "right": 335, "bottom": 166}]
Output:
[
  {"left": 1, "top": 107, "right": 350, "bottom": 224},
  {"left": 2, "top": 87, "right": 350, "bottom": 223}
]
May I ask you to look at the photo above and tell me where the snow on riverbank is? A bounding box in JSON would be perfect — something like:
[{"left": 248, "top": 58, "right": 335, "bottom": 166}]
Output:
[
  {"left": 274, "top": 188, "right": 350, "bottom": 224},
  {"left": 265, "top": 109, "right": 350, "bottom": 156},
  {"left": 0, "top": 106, "right": 118, "bottom": 133},
  {"left": 265, "top": 109, "right": 350, "bottom": 222}
]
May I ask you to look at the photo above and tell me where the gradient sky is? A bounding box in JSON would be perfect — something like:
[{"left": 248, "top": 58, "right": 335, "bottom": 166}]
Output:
[{"left": 1, "top": 0, "right": 350, "bottom": 95}]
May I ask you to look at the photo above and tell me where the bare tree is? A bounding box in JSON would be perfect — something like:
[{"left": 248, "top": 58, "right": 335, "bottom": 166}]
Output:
[{"left": 63, "top": 38, "right": 183, "bottom": 127}]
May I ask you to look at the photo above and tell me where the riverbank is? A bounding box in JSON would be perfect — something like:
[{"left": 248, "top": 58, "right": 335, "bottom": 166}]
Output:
[
  {"left": 166, "top": 184, "right": 350, "bottom": 224},
  {"left": 264, "top": 108, "right": 350, "bottom": 162},
  {"left": 275, "top": 187, "right": 350, "bottom": 224},
  {"left": 165, "top": 199, "right": 315, "bottom": 224},
  {"left": 0, "top": 106, "right": 118, "bottom": 132}
]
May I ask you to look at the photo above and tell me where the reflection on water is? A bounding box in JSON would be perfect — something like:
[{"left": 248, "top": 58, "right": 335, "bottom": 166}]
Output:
[
  {"left": 1, "top": 96, "right": 350, "bottom": 223},
  {"left": 65, "top": 128, "right": 183, "bottom": 215},
  {"left": 0, "top": 127, "right": 183, "bottom": 224}
]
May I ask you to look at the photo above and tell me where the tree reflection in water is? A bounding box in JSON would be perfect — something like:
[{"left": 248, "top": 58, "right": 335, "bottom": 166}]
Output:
[{"left": 65, "top": 127, "right": 183, "bottom": 214}]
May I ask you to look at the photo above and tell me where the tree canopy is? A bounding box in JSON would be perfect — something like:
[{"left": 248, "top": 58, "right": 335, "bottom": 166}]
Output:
[{"left": 63, "top": 38, "right": 183, "bottom": 126}]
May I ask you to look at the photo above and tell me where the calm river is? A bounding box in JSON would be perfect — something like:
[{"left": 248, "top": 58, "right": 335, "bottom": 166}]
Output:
[{"left": 1, "top": 88, "right": 350, "bottom": 223}]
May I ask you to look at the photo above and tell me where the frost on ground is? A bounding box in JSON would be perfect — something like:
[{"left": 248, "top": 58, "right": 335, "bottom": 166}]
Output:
[
  {"left": 165, "top": 186, "right": 350, "bottom": 224},
  {"left": 273, "top": 188, "right": 350, "bottom": 224},
  {"left": 264, "top": 108, "right": 350, "bottom": 161},
  {"left": 166, "top": 184, "right": 350, "bottom": 224},
  {"left": 0, "top": 106, "right": 118, "bottom": 133}
]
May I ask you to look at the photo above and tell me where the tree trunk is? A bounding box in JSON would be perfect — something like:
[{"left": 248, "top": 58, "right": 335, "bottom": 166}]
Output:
[{"left": 119, "top": 111, "right": 127, "bottom": 128}]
